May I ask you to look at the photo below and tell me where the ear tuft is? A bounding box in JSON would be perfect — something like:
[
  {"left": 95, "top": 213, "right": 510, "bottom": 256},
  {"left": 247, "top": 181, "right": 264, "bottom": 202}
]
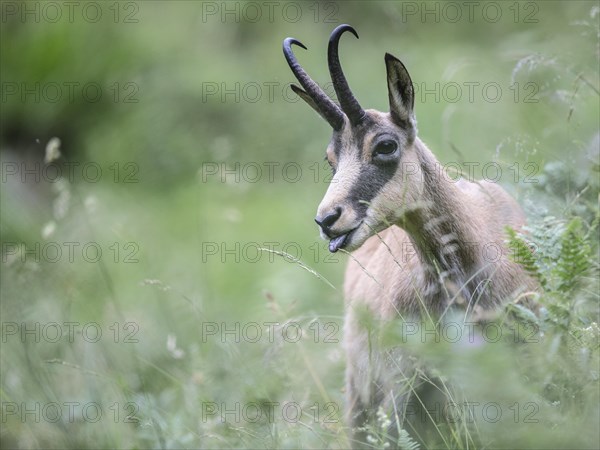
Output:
[{"left": 385, "top": 52, "right": 415, "bottom": 127}]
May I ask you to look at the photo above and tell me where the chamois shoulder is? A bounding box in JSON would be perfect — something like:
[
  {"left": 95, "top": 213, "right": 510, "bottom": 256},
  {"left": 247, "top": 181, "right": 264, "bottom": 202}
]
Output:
[{"left": 456, "top": 178, "right": 526, "bottom": 231}]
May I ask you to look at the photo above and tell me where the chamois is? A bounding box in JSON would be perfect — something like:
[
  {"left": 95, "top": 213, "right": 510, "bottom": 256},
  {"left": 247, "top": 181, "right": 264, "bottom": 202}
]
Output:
[{"left": 283, "top": 25, "right": 537, "bottom": 447}]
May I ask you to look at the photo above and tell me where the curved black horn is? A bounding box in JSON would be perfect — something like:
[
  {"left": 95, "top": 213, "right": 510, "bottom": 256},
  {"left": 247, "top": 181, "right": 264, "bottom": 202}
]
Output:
[
  {"left": 328, "top": 24, "right": 365, "bottom": 125},
  {"left": 283, "top": 37, "right": 345, "bottom": 130}
]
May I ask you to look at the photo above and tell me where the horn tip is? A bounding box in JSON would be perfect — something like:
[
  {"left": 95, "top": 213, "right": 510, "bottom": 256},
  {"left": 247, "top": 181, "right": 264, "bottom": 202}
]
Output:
[
  {"left": 283, "top": 37, "right": 307, "bottom": 50},
  {"left": 335, "top": 24, "right": 359, "bottom": 39}
]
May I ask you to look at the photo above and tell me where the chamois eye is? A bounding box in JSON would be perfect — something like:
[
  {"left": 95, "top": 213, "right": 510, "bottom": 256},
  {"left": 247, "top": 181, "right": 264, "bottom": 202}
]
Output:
[{"left": 373, "top": 140, "right": 398, "bottom": 157}]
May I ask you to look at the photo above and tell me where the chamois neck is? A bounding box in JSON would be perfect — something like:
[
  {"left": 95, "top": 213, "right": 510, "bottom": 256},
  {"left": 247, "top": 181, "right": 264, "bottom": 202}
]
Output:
[{"left": 400, "top": 139, "right": 480, "bottom": 282}]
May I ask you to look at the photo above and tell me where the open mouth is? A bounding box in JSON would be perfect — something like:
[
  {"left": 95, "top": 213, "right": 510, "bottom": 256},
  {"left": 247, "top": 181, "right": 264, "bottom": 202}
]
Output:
[{"left": 328, "top": 227, "right": 358, "bottom": 253}]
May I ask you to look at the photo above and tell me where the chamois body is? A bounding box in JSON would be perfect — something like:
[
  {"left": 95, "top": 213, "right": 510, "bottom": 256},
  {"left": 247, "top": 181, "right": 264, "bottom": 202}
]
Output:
[
  {"left": 342, "top": 136, "right": 536, "bottom": 441},
  {"left": 283, "top": 24, "right": 537, "bottom": 447}
]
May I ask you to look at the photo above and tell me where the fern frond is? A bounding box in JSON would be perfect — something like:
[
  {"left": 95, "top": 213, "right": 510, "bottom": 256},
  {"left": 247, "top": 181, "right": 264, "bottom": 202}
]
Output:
[
  {"left": 398, "top": 428, "right": 420, "bottom": 450},
  {"left": 554, "top": 217, "right": 591, "bottom": 293},
  {"left": 505, "top": 226, "right": 543, "bottom": 285}
]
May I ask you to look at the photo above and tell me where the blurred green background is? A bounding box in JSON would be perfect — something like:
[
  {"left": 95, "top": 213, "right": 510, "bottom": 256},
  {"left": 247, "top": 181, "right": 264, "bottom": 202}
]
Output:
[{"left": 1, "top": 1, "right": 598, "bottom": 448}]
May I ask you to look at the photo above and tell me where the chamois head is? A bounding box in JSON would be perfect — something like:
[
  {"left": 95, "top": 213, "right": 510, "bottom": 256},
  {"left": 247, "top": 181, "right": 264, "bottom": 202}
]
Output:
[{"left": 284, "top": 24, "right": 420, "bottom": 253}]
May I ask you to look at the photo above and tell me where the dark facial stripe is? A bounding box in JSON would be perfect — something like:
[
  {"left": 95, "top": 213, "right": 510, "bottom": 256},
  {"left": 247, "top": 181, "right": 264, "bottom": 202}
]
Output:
[
  {"left": 332, "top": 116, "right": 400, "bottom": 218},
  {"left": 347, "top": 158, "right": 399, "bottom": 218}
]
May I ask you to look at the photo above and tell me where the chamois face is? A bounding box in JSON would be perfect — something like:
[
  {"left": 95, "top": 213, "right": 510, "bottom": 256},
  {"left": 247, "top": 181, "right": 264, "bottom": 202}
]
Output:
[
  {"left": 283, "top": 25, "right": 417, "bottom": 253},
  {"left": 317, "top": 108, "right": 419, "bottom": 253}
]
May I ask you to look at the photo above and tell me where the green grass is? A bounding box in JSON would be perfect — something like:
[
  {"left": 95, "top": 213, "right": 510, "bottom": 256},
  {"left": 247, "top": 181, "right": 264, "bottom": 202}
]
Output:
[{"left": 1, "top": 1, "right": 599, "bottom": 448}]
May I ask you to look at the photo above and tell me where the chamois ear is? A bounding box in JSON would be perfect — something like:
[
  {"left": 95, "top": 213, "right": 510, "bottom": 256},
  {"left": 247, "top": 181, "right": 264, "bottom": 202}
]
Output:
[
  {"left": 291, "top": 84, "right": 339, "bottom": 124},
  {"left": 385, "top": 53, "right": 415, "bottom": 127}
]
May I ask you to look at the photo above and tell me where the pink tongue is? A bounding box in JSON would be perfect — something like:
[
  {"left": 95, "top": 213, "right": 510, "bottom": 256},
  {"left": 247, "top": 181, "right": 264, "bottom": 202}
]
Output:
[{"left": 329, "top": 234, "right": 347, "bottom": 253}]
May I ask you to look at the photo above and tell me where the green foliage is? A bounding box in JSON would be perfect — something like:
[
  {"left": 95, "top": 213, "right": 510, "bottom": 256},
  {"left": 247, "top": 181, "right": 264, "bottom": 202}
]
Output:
[
  {"left": 359, "top": 407, "right": 421, "bottom": 450},
  {"left": 555, "top": 217, "right": 593, "bottom": 293},
  {"left": 501, "top": 177, "right": 599, "bottom": 448},
  {"left": 506, "top": 225, "right": 542, "bottom": 284},
  {"left": 507, "top": 213, "right": 597, "bottom": 333}
]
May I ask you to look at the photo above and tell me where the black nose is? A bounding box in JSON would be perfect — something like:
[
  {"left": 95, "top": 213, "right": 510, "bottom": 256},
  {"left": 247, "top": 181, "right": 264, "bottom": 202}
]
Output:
[{"left": 315, "top": 207, "right": 342, "bottom": 236}]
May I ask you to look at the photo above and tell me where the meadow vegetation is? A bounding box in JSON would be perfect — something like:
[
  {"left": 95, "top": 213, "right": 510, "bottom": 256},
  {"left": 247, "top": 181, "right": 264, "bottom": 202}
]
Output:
[{"left": 1, "top": 1, "right": 598, "bottom": 448}]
